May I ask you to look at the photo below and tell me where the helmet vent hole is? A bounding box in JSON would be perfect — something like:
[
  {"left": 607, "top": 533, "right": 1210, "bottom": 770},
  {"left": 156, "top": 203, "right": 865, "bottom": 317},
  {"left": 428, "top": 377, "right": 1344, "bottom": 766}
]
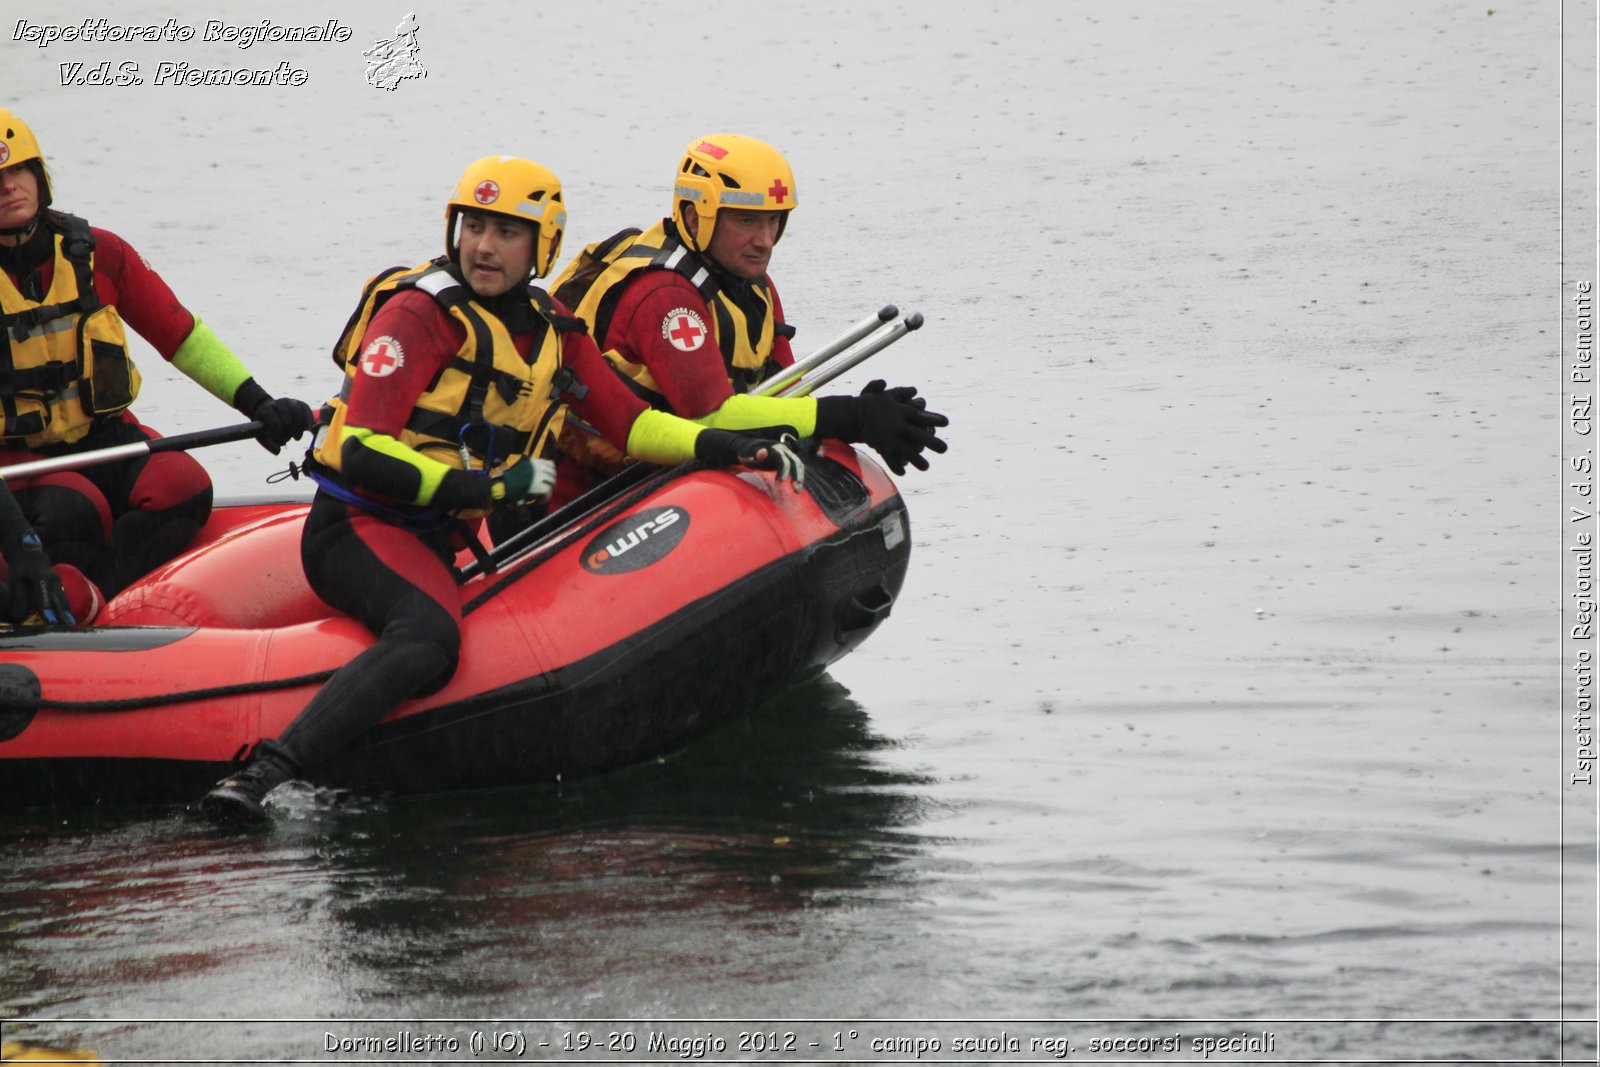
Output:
[
  {"left": 717, "top": 173, "right": 742, "bottom": 189},
  {"left": 3, "top": 129, "right": 11, "bottom": 139}
]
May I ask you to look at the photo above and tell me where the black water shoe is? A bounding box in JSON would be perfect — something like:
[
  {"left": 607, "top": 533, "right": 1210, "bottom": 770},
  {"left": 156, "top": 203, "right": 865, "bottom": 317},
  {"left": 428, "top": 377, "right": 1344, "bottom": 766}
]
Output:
[{"left": 199, "top": 741, "right": 300, "bottom": 824}]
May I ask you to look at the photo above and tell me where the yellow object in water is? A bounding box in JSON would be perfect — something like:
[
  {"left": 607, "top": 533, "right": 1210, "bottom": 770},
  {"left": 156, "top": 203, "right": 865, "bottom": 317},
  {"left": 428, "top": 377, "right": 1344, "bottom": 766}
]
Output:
[{"left": 1, "top": 1041, "right": 106, "bottom": 1064}]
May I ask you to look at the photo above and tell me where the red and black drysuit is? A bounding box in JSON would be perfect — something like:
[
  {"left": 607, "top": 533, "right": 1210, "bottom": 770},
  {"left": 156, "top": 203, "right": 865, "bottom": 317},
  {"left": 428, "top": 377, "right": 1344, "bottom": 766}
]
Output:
[
  {"left": 0, "top": 218, "right": 211, "bottom": 603},
  {"left": 275, "top": 271, "right": 729, "bottom": 773}
]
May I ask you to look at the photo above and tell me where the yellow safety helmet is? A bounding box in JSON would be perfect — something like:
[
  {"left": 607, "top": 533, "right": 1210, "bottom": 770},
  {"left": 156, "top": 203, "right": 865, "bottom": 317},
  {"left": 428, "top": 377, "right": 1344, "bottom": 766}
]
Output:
[
  {"left": 444, "top": 156, "right": 566, "bottom": 278},
  {"left": 672, "top": 134, "right": 796, "bottom": 253},
  {"left": 0, "top": 108, "right": 52, "bottom": 209}
]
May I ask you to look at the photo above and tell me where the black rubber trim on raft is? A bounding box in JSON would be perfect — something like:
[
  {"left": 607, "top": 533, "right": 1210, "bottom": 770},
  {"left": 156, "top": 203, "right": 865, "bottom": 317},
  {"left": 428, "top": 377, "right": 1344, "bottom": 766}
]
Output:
[
  {"left": 0, "top": 663, "right": 42, "bottom": 743},
  {"left": 28, "top": 669, "right": 337, "bottom": 713}
]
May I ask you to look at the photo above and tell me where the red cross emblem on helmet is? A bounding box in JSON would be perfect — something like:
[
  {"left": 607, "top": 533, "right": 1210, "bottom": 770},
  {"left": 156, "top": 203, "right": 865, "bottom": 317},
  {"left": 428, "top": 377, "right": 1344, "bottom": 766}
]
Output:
[
  {"left": 0, "top": 142, "right": 10, "bottom": 167},
  {"left": 474, "top": 180, "right": 500, "bottom": 205}
]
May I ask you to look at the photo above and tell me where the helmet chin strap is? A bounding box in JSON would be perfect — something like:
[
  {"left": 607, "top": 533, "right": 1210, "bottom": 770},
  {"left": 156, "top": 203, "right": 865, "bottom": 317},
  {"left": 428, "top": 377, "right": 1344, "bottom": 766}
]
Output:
[
  {"left": 0, "top": 217, "right": 39, "bottom": 240},
  {"left": 676, "top": 205, "right": 710, "bottom": 255}
]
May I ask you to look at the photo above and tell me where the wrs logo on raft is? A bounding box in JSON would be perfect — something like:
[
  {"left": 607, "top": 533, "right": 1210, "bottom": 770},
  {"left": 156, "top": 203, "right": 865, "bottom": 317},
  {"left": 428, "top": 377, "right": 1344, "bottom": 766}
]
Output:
[{"left": 581, "top": 506, "right": 690, "bottom": 575}]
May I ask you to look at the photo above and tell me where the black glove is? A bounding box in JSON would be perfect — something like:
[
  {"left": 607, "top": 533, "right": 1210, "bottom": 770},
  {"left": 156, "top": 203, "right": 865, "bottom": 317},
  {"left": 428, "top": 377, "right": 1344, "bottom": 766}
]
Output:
[
  {"left": 695, "top": 429, "right": 805, "bottom": 487},
  {"left": 6, "top": 534, "right": 73, "bottom": 626},
  {"left": 0, "top": 487, "right": 73, "bottom": 625},
  {"left": 815, "top": 379, "right": 950, "bottom": 476},
  {"left": 233, "top": 378, "right": 317, "bottom": 455}
]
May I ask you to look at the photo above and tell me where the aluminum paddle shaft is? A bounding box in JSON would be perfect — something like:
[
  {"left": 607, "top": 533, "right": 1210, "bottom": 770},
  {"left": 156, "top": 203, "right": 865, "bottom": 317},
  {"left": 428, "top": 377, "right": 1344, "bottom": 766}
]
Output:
[
  {"left": 775, "top": 313, "right": 924, "bottom": 398},
  {"left": 752, "top": 305, "right": 899, "bottom": 396},
  {"left": 0, "top": 421, "right": 265, "bottom": 481}
]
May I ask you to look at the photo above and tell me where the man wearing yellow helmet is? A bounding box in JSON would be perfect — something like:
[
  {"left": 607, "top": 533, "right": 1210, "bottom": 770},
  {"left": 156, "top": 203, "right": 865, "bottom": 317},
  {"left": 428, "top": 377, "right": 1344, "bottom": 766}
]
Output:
[
  {"left": 550, "top": 133, "right": 947, "bottom": 503},
  {"left": 200, "top": 155, "right": 801, "bottom": 823},
  {"left": 0, "top": 109, "right": 315, "bottom": 621}
]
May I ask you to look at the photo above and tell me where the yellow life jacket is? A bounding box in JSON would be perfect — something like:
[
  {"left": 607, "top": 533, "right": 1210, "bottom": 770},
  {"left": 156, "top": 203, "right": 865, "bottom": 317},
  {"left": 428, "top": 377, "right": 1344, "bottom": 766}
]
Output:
[
  {"left": 315, "top": 260, "right": 583, "bottom": 500},
  {"left": 0, "top": 213, "right": 140, "bottom": 446},
  {"left": 551, "top": 220, "right": 795, "bottom": 405}
]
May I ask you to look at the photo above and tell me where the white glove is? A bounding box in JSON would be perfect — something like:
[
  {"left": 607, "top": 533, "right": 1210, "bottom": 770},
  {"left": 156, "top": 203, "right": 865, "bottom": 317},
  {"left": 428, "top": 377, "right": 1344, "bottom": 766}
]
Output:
[{"left": 491, "top": 457, "right": 558, "bottom": 504}]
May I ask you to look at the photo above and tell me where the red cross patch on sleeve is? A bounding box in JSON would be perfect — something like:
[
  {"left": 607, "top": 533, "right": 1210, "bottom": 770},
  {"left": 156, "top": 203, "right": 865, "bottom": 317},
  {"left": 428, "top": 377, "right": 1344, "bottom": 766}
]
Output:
[
  {"left": 661, "top": 308, "right": 708, "bottom": 352},
  {"left": 360, "top": 335, "right": 406, "bottom": 377}
]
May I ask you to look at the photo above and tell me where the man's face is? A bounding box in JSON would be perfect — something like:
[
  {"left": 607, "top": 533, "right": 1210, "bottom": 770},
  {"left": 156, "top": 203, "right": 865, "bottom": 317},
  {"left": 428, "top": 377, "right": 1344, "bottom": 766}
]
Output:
[
  {"left": 0, "top": 163, "right": 40, "bottom": 233},
  {"left": 705, "top": 208, "right": 781, "bottom": 280},
  {"left": 458, "top": 211, "right": 536, "bottom": 298}
]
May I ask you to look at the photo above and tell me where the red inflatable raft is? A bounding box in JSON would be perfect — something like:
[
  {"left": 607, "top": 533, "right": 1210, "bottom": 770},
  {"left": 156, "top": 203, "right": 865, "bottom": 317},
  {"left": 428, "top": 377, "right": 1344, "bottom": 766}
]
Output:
[{"left": 0, "top": 443, "right": 910, "bottom": 807}]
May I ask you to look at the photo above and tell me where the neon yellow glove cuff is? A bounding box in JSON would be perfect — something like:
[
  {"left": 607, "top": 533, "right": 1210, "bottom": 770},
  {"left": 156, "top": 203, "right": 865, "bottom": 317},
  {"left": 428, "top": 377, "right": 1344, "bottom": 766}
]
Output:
[
  {"left": 624, "top": 408, "right": 705, "bottom": 465},
  {"left": 170, "top": 319, "right": 256, "bottom": 406},
  {"left": 343, "top": 425, "right": 453, "bottom": 506},
  {"left": 693, "top": 394, "right": 817, "bottom": 436}
]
